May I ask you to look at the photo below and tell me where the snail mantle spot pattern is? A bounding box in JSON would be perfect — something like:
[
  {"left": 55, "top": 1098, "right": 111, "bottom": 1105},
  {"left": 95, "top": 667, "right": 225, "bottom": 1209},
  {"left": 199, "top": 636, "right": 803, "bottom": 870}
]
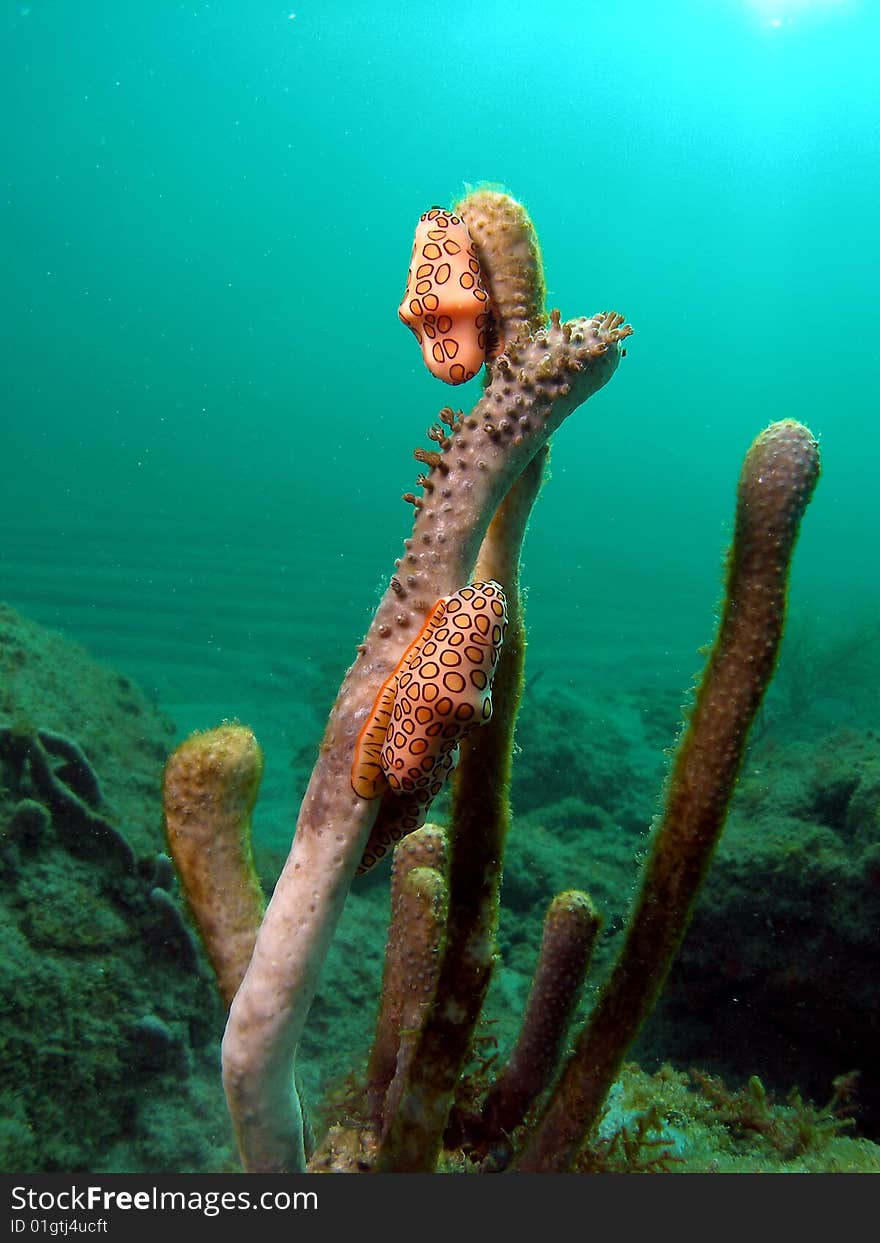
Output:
[{"left": 398, "top": 208, "right": 495, "bottom": 385}]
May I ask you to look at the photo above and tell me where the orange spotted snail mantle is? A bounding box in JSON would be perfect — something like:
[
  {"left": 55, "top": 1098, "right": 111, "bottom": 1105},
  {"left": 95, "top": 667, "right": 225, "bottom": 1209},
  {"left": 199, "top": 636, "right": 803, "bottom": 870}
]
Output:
[
  {"left": 398, "top": 207, "right": 496, "bottom": 385},
  {"left": 351, "top": 580, "right": 508, "bottom": 874}
]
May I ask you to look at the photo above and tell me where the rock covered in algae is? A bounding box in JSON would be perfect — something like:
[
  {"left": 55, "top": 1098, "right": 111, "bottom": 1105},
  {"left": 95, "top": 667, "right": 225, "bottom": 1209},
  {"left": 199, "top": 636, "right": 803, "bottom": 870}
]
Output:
[{"left": 0, "top": 604, "right": 233, "bottom": 1171}]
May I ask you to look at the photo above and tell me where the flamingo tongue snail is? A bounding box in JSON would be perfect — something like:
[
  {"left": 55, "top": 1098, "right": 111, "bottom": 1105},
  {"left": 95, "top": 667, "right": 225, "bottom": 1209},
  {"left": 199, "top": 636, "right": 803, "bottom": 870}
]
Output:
[
  {"left": 351, "top": 580, "right": 508, "bottom": 873},
  {"left": 397, "top": 208, "right": 496, "bottom": 385}
]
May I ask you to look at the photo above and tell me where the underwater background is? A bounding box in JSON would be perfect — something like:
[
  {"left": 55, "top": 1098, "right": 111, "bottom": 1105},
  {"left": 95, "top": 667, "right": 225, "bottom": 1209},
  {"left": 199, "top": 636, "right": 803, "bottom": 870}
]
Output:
[{"left": 2, "top": 0, "right": 879, "bottom": 1172}]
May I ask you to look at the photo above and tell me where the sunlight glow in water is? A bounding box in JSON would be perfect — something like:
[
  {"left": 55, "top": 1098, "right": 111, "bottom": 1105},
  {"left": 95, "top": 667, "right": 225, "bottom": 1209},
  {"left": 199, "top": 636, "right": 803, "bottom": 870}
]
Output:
[{"left": 745, "top": 0, "right": 849, "bottom": 28}]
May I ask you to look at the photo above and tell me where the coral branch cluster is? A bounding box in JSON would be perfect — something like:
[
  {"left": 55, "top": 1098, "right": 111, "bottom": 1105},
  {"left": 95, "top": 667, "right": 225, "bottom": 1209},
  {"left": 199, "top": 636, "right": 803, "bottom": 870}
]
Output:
[{"left": 161, "top": 187, "right": 819, "bottom": 1174}]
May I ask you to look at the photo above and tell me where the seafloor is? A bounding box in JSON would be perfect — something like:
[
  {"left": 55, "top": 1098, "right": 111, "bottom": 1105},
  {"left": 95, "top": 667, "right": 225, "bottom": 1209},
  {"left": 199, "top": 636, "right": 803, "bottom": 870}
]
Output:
[{"left": 1, "top": 602, "right": 879, "bottom": 1173}]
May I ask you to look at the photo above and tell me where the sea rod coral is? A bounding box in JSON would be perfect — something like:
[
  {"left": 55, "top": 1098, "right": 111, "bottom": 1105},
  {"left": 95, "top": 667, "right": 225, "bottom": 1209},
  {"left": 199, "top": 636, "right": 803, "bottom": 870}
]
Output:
[{"left": 162, "top": 188, "right": 819, "bottom": 1173}]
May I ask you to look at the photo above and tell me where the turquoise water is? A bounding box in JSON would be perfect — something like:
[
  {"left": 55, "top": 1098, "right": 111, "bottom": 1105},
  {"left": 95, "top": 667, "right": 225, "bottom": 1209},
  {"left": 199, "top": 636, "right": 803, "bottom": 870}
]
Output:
[
  {"left": 5, "top": 0, "right": 878, "bottom": 696},
  {"left": 3, "top": 0, "right": 880, "bottom": 1173}
]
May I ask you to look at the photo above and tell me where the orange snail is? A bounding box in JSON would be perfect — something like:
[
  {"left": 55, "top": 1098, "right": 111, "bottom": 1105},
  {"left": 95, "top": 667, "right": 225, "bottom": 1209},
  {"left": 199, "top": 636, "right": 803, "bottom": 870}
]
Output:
[
  {"left": 398, "top": 208, "right": 495, "bottom": 385},
  {"left": 351, "top": 581, "right": 508, "bottom": 872}
]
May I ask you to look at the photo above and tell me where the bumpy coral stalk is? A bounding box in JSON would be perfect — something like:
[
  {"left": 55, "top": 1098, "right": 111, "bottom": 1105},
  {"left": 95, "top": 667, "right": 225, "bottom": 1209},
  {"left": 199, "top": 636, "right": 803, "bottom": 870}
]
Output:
[
  {"left": 516, "top": 419, "right": 821, "bottom": 1172},
  {"left": 366, "top": 824, "right": 449, "bottom": 1124},
  {"left": 162, "top": 724, "right": 265, "bottom": 1007},
  {"left": 222, "top": 309, "right": 631, "bottom": 1172},
  {"left": 457, "top": 189, "right": 546, "bottom": 347},
  {"left": 482, "top": 890, "right": 601, "bottom": 1143},
  {"left": 379, "top": 865, "right": 449, "bottom": 1134},
  {"left": 375, "top": 445, "right": 548, "bottom": 1170}
]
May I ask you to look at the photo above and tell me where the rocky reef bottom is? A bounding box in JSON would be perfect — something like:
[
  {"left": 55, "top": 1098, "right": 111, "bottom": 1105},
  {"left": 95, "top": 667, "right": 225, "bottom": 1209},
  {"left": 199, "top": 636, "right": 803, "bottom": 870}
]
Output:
[
  {"left": 0, "top": 605, "right": 231, "bottom": 1172},
  {"left": 1, "top": 603, "right": 878, "bottom": 1173}
]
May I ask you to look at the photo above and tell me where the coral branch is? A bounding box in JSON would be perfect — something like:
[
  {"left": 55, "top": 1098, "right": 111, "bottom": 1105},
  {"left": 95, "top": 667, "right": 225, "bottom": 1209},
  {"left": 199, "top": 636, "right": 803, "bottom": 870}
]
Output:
[
  {"left": 515, "top": 419, "right": 821, "bottom": 1172},
  {"left": 365, "top": 823, "right": 449, "bottom": 1126},
  {"left": 481, "top": 890, "right": 601, "bottom": 1146},
  {"left": 379, "top": 865, "right": 449, "bottom": 1136},
  {"left": 162, "top": 724, "right": 265, "bottom": 1008},
  {"left": 456, "top": 188, "right": 546, "bottom": 349}
]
